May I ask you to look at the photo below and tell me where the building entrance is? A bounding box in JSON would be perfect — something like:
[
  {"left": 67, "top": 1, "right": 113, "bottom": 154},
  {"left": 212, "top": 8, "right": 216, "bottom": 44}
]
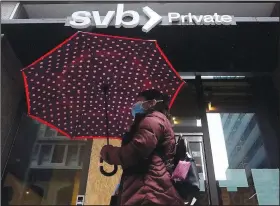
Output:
[{"left": 2, "top": 17, "right": 279, "bottom": 205}]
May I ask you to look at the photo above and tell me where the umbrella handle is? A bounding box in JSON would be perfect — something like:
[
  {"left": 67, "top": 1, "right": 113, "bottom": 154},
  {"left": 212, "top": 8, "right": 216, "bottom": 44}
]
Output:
[{"left": 99, "top": 157, "right": 118, "bottom": 177}]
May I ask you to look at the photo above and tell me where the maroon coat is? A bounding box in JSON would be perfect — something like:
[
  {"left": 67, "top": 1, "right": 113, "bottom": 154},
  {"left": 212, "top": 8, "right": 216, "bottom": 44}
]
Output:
[{"left": 101, "top": 111, "right": 184, "bottom": 205}]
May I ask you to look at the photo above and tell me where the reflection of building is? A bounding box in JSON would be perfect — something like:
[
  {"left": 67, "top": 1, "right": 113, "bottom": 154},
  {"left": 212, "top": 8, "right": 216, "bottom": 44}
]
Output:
[
  {"left": 205, "top": 76, "right": 280, "bottom": 205},
  {"left": 4, "top": 173, "right": 43, "bottom": 205},
  {"left": 4, "top": 169, "right": 80, "bottom": 205},
  {"left": 3, "top": 118, "right": 84, "bottom": 205},
  {"left": 26, "top": 122, "right": 84, "bottom": 205},
  {"left": 30, "top": 123, "right": 86, "bottom": 169},
  {"left": 221, "top": 113, "right": 267, "bottom": 170},
  {"left": 25, "top": 169, "right": 80, "bottom": 205},
  {"left": 2, "top": 2, "right": 279, "bottom": 206}
]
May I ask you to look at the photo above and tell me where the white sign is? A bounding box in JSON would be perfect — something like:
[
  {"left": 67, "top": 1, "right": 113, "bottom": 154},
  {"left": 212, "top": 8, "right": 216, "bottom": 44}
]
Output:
[
  {"left": 168, "top": 12, "right": 233, "bottom": 25},
  {"left": 68, "top": 4, "right": 236, "bottom": 33}
]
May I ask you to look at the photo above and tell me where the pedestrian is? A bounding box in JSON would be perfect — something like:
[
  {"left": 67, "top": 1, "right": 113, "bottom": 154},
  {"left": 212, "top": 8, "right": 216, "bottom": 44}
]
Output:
[{"left": 101, "top": 89, "right": 184, "bottom": 206}]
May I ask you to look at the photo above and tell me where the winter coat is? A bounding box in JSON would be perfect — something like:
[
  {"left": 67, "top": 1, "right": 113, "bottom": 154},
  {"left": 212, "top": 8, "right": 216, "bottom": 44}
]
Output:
[{"left": 101, "top": 111, "right": 184, "bottom": 206}]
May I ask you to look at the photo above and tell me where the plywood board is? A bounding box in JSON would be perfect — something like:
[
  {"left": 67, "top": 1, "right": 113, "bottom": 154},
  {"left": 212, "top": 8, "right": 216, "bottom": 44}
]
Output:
[{"left": 85, "top": 139, "right": 122, "bottom": 205}]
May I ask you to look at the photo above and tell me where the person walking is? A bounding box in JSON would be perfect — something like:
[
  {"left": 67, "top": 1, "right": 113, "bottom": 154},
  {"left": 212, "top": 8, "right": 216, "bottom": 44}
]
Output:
[{"left": 101, "top": 89, "right": 184, "bottom": 206}]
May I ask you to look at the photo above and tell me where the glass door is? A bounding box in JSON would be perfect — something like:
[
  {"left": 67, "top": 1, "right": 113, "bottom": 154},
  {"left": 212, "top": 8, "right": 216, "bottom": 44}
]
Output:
[
  {"left": 175, "top": 134, "right": 208, "bottom": 205},
  {"left": 170, "top": 80, "right": 210, "bottom": 205},
  {"left": 201, "top": 77, "right": 279, "bottom": 205}
]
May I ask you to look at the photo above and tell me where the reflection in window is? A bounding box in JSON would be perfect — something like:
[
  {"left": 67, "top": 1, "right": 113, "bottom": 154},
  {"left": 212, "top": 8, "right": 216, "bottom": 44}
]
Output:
[
  {"left": 207, "top": 113, "right": 229, "bottom": 180},
  {"left": 202, "top": 76, "right": 245, "bottom": 79},
  {"left": 51, "top": 145, "right": 66, "bottom": 163},
  {"left": 44, "top": 127, "right": 57, "bottom": 137},
  {"left": 78, "top": 145, "right": 85, "bottom": 167},
  {"left": 31, "top": 144, "right": 40, "bottom": 165},
  {"left": 3, "top": 115, "right": 85, "bottom": 205},
  {"left": 39, "top": 145, "right": 52, "bottom": 165},
  {"left": 66, "top": 145, "right": 79, "bottom": 166},
  {"left": 207, "top": 113, "right": 278, "bottom": 205},
  {"left": 31, "top": 144, "right": 85, "bottom": 169}
]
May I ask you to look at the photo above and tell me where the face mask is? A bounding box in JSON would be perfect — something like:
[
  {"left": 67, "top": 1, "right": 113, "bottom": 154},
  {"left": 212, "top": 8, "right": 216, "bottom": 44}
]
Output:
[
  {"left": 131, "top": 102, "right": 145, "bottom": 118},
  {"left": 131, "top": 100, "right": 164, "bottom": 118}
]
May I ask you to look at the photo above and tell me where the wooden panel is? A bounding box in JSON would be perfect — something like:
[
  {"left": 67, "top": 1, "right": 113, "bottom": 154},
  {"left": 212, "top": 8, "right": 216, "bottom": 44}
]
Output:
[
  {"left": 85, "top": 139, "right": 122, "bottom": 205},
  {"left": 71, "top": 171, "right": 81, "bottom": 205}
]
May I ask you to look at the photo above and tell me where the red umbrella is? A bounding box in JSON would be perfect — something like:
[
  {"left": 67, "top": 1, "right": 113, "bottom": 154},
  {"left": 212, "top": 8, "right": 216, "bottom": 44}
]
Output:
[
  {"left": 22, "top": 32, "right": 185, "bottom": 176},
  {"left": 22, "top": 31, "right": 184, "bottom": 140}
]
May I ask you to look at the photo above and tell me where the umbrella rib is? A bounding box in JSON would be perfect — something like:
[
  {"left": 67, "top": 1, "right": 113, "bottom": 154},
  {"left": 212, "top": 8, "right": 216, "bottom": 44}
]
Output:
[{"left": 103, "top": 84, "right": 110, "bottom": 145}]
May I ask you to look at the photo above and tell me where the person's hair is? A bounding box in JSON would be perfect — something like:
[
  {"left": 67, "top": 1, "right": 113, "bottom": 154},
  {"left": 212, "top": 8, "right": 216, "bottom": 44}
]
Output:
[
  {"left": 138, "top": 89, "right": 171, "bottom": 120},
  {"left": 122, "top": 89, "right": 171, "bottom": 146}
]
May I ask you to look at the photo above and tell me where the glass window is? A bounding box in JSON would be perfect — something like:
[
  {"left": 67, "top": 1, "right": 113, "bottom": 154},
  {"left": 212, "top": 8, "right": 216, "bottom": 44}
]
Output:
[
  {"left": 207, "top": 112, "right": 279, "bottom": 205},
  {"left": 66, "top": 145, "right": 79, "bottom": 166},
  {"left": 51, "top": 145, "right": 66, "bottom": 163},
  {"left": 44, "top": 127, "right": 57, "bottom": 137},
  {"left": 203, "top": 78, "right": 279, "bottom": 205},
  {"left": 78, "top": 145, "right": 85, "bottom": 167},
  {"left": 31, "top": 144, "right": 40, "bottom": 165},
  {"left": 2, "top": 114, "right": 87, "bottom": 205},
  {"left": 39, "top": 145, "right": 52, "bottom": 165}
]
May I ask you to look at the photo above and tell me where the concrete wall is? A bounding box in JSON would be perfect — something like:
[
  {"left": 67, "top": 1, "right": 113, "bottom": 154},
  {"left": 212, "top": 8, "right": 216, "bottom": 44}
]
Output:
[{"left": 1, "top": 35, "right": 24, "bottom": 175}]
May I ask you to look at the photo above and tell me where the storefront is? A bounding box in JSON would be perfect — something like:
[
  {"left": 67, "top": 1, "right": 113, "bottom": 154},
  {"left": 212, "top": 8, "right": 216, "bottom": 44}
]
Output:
[{"left": 1, "top": 1, "right": 280, "bottom": 205}]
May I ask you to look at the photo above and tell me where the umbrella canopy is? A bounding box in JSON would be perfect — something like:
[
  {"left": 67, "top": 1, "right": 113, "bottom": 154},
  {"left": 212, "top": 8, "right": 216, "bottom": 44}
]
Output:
[{"left": 22, "top": 32, "right": 185, "bottom": 139}]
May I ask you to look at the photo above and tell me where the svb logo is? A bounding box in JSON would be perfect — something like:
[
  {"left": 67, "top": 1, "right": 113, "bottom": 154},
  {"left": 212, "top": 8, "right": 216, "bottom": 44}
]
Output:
[{"left": 67, "top": 4, "right": 235, "bottom": 33}]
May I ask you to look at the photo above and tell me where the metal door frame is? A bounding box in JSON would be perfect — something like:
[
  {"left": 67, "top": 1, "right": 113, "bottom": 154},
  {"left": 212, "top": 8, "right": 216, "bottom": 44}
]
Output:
[{"left": 194, "top": 76, "right": 220, "bottom": 205}]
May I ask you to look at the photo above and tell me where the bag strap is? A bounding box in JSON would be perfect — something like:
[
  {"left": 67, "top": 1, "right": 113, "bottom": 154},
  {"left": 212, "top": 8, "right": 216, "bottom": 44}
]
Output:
[{"left": 184, "top": 138, "right": 193, "bottom": 159}]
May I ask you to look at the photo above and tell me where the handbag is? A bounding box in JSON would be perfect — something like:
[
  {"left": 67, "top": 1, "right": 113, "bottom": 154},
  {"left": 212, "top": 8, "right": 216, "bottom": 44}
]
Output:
[
  {"left": 171, "top": 160, "right": 192, "bottom": 181},
  {"left": 173, "top": 137, "right": 200, "bottom": 199},
  {"left": 157, "top": 135, "right": 200, "bottom": 200}
]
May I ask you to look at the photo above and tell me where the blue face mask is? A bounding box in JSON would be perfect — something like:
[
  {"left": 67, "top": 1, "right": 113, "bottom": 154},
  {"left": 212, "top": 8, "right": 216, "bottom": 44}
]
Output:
[
  {"left": 131, "top": 100, "right": 164, "bottom": 118},
  {"left": 131, "top": 102, "right": 145, "bottom": 118}
]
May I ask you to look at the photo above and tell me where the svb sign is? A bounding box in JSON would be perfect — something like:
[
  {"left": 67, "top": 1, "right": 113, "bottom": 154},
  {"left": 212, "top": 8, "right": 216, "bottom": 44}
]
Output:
[{"left": 67, "top": 4, "right": 236, "bottom": 33}]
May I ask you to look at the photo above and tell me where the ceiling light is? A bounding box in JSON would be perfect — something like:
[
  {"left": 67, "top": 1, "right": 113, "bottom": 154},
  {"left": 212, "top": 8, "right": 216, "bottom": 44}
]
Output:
[{"left": 208, "top": 102, "right": 216, "bottom": 111}]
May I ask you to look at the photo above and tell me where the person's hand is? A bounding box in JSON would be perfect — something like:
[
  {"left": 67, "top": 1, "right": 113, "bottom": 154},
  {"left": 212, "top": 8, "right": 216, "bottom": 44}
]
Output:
[{"left": 100, "top": 145, "right": 113, "bottom": 163}]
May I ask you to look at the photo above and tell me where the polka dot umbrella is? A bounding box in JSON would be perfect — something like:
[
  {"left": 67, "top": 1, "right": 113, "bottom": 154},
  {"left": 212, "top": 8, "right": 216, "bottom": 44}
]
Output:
[{"left": 21, "top": 32, "right": 185, "bottom": 175}]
